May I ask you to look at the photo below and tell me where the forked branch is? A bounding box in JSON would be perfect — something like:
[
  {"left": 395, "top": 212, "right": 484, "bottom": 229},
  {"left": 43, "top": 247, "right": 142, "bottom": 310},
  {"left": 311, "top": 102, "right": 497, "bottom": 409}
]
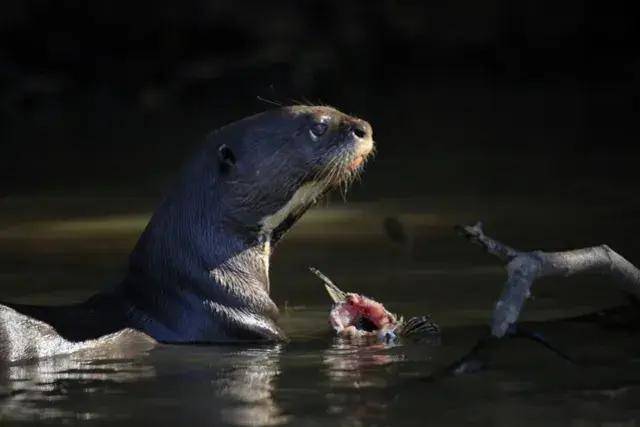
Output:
[{"left": 457, "top": 222, "right": 640, "bottom": 337}]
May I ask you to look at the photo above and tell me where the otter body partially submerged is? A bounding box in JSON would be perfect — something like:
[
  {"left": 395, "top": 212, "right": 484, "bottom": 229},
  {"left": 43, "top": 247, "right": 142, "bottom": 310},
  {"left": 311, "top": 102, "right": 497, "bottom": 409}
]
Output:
[{"left": 1, "top": 106, "right": 375, "bottom": 359}]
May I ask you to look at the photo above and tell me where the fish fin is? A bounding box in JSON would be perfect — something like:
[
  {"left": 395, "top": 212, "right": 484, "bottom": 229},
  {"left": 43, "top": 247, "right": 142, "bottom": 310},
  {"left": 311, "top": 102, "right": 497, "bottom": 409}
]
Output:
[
  {"left": 398, "top": 315, "right": 441, "bottom": 337},
  {"left": 308, "top": 267, "right": 348, "bottom": 303}
]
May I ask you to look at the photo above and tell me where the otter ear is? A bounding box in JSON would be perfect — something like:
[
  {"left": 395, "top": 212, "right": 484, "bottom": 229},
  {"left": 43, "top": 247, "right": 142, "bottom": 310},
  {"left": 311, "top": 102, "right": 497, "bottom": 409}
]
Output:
[{"left": 218, "top": 144, "right": 236, "bottom": 172}]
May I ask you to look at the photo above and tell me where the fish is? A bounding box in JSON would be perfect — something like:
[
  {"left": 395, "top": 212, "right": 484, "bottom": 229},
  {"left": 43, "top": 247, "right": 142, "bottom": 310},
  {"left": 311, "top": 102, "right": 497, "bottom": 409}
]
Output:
[{"left": 309, "top": 267, "right": 440, "bottom": 342}]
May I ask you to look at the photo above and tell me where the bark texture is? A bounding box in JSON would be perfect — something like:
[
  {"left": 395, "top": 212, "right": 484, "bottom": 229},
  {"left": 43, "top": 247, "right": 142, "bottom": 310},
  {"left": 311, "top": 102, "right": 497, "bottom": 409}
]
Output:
[{"left": 458, "top": 222, "right": 640, "bottom": 337}]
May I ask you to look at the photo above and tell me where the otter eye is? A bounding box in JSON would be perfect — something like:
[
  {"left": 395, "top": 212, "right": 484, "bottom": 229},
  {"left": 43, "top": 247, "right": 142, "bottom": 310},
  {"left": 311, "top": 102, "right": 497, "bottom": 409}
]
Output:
[{"left": 309, "top": 122, "right": 328, "bottom": 140}]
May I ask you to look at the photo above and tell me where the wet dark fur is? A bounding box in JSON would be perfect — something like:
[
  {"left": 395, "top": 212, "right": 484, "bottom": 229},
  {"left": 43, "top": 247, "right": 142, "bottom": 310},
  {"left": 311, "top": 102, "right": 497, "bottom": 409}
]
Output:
[{"left": 0, "top": 106, "right": 373, "bottom": 360}]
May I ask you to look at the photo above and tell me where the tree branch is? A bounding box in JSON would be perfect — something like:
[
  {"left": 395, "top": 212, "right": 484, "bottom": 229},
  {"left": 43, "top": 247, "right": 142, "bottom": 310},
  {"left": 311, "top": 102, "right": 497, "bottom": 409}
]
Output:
[{"left": 457, "top": 222, "right": 640, "bottom": 337}]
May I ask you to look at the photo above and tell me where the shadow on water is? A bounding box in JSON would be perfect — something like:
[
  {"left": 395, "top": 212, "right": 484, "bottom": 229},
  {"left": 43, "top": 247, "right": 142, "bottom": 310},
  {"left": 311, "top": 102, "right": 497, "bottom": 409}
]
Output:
[{"left": 1, "top": 196, "right": 640, "bottom": 425}]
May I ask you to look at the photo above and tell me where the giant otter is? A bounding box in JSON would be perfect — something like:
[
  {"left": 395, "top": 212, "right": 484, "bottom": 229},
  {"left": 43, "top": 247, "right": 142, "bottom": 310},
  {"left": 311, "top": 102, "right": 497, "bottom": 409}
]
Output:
[{"left": 0, "top": 105, "right": 374, "bottom": 360}]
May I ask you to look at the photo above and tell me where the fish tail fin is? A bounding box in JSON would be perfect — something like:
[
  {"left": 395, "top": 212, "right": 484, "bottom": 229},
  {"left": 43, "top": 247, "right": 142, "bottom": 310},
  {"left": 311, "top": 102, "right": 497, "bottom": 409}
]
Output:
[{"left": 398, "top": 315, "right": 441, "bottom": 336}]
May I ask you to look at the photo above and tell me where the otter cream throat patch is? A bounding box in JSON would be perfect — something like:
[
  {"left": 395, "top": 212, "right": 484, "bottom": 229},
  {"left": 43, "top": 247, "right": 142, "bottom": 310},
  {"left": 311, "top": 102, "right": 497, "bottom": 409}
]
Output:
[{"left": 258, "top": 181, "right": 325, "bottom": 237}]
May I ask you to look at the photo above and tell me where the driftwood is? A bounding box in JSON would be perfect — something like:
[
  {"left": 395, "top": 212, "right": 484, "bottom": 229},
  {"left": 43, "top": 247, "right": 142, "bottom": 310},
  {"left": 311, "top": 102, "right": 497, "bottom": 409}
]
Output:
[{"left": 457, "top": 222, "right": 640, "bottom": 338}]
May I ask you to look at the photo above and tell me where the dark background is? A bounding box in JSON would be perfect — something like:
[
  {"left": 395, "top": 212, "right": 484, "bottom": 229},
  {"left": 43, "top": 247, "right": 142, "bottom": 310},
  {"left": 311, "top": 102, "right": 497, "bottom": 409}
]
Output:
[{"left": 0, "top": 1, "right": 638, "bottom": 201}]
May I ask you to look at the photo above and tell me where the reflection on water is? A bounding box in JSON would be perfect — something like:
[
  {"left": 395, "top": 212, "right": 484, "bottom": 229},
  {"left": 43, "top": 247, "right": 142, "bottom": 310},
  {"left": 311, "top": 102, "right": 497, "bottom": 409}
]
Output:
[
  {"left": 1, "top": 310, "right": 640, "bottom": 426},
  {"left": 0, "top": 334, "right": 156, "bottom": 421},
  {"left": 213, "top": 346, "right": 288, "bottom": 426},
  {"left": 320, "top": 340, "right": 410, "bottom": 427},
  {"left": 0, "top": 342, "right": 288, "bottom": 426},
  {"left": 323, "top": 340, "right": 403, "bottom": 388}
]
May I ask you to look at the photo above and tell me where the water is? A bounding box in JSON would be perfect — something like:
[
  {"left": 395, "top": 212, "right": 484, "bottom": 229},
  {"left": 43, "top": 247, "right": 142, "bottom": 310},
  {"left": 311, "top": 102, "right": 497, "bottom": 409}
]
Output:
[{"left": 1, "top": 197, "right": 639, "bottom": 426}]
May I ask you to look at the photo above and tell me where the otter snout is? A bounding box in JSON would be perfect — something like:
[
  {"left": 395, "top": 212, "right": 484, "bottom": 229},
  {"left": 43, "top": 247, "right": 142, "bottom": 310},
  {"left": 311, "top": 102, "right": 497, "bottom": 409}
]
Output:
[
  {"left": 344, "top": 118, "right": 374, "bottom": 172},
  {"left": 349, "top": 119, "right": 372, "bottom": 141}
]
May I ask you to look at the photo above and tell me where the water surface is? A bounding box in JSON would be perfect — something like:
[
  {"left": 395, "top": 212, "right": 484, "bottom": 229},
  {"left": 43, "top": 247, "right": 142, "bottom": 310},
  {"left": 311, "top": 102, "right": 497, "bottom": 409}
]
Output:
[{"left": 1, "top": 197, "right": 639, "bottom": 426}]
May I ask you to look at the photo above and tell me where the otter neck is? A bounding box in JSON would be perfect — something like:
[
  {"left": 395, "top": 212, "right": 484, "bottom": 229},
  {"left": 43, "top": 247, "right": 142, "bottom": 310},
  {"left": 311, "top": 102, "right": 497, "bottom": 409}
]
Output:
[
  {"left": 258, "top": 180, "right": 326, "bottom": 244},
  {"left": 122, "top": 155, "right": 277, "bottom": 318},
  {"left": 127, "top": 199, "right": 273, "bottom": 299},
  {"left": 120, "top": 153, "right": 330, "bottom": 339}
]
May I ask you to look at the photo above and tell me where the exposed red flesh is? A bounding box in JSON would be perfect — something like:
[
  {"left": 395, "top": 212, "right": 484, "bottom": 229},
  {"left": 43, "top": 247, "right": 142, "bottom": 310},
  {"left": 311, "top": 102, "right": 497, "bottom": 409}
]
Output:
[{"left": 329, "top": 293, "right": 397, "bottom": 338}]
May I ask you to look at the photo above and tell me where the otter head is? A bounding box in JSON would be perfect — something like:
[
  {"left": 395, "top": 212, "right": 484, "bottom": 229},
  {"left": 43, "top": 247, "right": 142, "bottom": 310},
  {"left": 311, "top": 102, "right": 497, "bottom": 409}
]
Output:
[{"left": 212, "top": 105, "right": 374, "bottom": 244}]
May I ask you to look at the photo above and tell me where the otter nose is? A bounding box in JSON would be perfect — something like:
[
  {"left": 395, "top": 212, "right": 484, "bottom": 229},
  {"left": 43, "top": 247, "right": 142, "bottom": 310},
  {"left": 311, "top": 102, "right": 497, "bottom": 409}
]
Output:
[{"left": 350, "top": 121, "right": 371, "bottom": 139}]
